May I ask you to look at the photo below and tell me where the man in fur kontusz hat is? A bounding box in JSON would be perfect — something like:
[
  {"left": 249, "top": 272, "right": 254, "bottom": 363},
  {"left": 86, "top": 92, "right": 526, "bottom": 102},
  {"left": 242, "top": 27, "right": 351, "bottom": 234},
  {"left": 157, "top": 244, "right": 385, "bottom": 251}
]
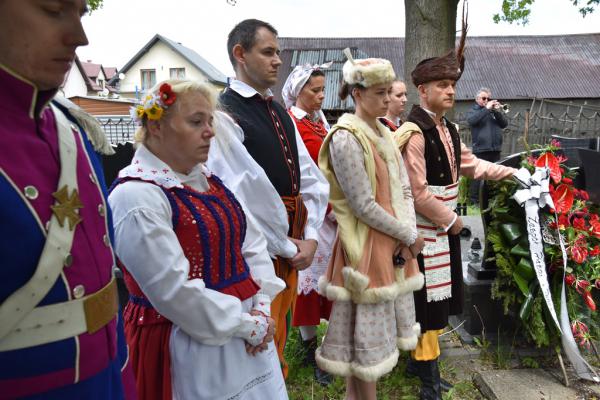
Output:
[{"left": 394, "top": 9, "right": 517, "bottom": 400}]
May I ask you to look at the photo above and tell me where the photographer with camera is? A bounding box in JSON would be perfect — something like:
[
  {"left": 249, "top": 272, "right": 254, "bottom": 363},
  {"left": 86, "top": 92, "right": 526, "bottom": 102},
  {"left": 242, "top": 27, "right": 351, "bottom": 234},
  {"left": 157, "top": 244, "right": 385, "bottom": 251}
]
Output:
[{"left": 467, "top": 87, "right": 508, "bottom": 204}]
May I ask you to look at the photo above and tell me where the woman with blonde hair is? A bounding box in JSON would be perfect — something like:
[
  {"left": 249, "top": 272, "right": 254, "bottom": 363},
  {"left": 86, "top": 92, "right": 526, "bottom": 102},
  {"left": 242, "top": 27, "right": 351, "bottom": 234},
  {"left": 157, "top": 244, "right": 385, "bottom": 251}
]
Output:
[
  {"left": 108, "top": 79, "right": 287, "bottom": 399},
  {"left": 316, "top": 51, "right": 425, "bottom": 399}
]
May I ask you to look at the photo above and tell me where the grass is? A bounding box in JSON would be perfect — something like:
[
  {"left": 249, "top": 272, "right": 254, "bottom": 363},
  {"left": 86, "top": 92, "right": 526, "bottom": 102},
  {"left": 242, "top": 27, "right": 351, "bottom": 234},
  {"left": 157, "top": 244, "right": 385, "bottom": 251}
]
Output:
[{"left": 284, "top": 324, "right": 482, "bottom": 400}]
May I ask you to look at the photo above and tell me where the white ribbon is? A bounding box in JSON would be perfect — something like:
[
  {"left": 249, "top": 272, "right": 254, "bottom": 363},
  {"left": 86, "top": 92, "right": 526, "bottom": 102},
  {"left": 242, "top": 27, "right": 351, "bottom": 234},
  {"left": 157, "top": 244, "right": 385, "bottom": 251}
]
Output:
[
  {"left": 514, "top": 167, "right": 599, "bottom": 382},
  {"left": 513, "top": 167, "right": 561, "bottom": 331}
]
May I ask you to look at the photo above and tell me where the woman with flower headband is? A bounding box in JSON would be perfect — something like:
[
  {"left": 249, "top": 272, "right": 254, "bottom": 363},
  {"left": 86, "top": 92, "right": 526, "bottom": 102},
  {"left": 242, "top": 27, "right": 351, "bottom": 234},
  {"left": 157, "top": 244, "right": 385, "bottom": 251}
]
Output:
[
  {"left": 281, "top": 62, "right": 335, "bottom": 385},
  {"left": 315, "top": 49, "right": 425, "bottom": 399},
  {"left": 108, "top": 79, "right": 288, "bottom": 399}
]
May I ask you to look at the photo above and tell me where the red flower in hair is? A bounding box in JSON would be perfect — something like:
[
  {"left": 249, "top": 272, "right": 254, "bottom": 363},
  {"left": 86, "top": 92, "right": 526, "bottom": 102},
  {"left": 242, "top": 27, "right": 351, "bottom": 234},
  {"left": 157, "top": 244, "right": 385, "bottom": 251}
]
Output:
[{"left": 159, "top": 83, "right": 177, "bottom": 106}]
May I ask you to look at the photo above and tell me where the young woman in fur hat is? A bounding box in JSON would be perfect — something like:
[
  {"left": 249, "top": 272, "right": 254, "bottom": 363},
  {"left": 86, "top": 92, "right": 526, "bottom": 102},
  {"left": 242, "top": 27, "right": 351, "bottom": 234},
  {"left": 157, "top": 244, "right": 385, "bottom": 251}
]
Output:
[{"left": 315, "top": 49, "right": 425, "bottom": 399}]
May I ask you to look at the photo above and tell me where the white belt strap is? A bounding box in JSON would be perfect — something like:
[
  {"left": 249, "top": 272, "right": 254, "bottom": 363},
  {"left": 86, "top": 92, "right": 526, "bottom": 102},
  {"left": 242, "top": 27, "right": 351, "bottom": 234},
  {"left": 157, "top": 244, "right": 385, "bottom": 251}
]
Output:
[{"left": 0, "top": 104, "right": 79, "bottom": 340}]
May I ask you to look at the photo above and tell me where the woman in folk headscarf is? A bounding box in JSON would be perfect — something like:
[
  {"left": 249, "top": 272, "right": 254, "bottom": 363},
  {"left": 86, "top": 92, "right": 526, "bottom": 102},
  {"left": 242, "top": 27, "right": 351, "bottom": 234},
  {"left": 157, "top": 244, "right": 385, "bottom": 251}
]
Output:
[
  {"left": 281, "top": 63, "right": 334, "bottom": 385},
  {"left": 316, "top": 50, "right": 425, "bottom": 400}
]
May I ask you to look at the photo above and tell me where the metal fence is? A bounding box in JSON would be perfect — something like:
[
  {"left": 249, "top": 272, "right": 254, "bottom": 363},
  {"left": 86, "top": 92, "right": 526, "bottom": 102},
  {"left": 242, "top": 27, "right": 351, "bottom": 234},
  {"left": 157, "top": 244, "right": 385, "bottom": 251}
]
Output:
[
  {"left": 97, "top": 116, "right": 136, "bottom": 144},
  {"left": 98, "top": 107, "right": 600, "bottom": 158},
  {"left": 456, "top": 108, "right": 600, "bottom": 157}
]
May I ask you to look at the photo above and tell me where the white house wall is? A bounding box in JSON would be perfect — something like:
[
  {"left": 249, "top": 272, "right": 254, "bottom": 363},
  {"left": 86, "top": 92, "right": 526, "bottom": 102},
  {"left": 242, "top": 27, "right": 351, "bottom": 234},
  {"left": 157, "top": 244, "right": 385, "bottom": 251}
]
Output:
[
  {"left": 119, "top": 41, "right": 210, "bottom": 99},
  {"left": 61, "top": 62, "right": 88, "bottom": 98}
]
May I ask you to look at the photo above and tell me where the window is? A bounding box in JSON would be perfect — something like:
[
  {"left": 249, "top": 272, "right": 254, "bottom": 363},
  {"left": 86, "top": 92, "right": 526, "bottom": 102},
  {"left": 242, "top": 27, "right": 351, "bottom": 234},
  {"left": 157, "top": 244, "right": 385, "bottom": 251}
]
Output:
[
  {"left": 98, "top": 79, "right": 105, "bottom": 90},
  {"left": 170, "top": 68, "right": 186, "bottom": 79},
  {"left": 140, "top": 69, "right": 156, "bottom": 90}
]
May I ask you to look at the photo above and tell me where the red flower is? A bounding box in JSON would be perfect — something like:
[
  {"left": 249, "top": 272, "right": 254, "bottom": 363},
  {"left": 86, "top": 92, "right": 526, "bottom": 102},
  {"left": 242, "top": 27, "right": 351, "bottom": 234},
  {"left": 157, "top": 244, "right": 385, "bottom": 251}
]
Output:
[
  {"left": 535, "top": 152, "right": 562, "bottom": 183},
  {"left": 159, "top": 83, "right": 177, "bottom": 106},
  {"left": 579, "top": 190, "right": 590, "bottom": 201},
  {"left": 591, "top": 214, "right": 599, "bottom": 223},
  {"left": 584, "top": 291, "right": 596, "bottom": 311},
  {"left": 551, "top": 184, "right": 574, "bottom": 215},
  {"left": 550, "top": 139, "right": 562, "bottom": 148},
  {"left": 572, "top": 217, "right": 587, "bottom": 231},
  {"left": 557, "top": 214, "right": 570, "bottom": 229},
  {"left": 571, "top": 245, "right": 589, "bottom": 264},
  {"left": 591, "top": 220, "right": 600, "bottom": 239},
  {"left": 572, "top": 320, "right": 591, "bottom": 349},
  {"left": 561, "top": 177, "right": 573, "bottom": 185},
  {"left": 565, "top": 274, "right": 576, "bottom": 286},
  {"left": 591, "top": 245, "right": 600, "bottom": 257}
]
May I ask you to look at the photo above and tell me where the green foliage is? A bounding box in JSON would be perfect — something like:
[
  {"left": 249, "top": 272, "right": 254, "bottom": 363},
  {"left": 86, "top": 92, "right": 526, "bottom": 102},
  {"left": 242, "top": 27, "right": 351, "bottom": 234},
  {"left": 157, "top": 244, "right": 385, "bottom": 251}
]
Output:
[
  {"left": 87, "top": 0, "right": 103, "bottom": 12},
  {"left": 284, "top": 325, "right": 481, "bottom": 399},
  {"left": 521, "top": 356, "right": 540, "bottom": 368},
  {"left": 493, "top": 0, "right": 599, "bottom": 24}
]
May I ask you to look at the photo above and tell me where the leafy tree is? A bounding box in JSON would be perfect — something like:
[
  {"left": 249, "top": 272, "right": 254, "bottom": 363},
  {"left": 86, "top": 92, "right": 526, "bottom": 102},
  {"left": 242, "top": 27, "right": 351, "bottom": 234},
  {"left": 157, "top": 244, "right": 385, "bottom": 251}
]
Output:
[
  {"left": 88, "top": 0, "right": 103, "bottom": 12},
  {"left": 494, "top": 0, "right": 599, "bottom": 25}
]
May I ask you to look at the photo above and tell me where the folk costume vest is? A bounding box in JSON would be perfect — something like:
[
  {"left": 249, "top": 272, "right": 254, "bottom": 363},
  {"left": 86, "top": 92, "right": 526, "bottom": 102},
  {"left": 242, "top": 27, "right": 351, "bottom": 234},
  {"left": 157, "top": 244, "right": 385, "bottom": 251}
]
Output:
[
  {"left": 318, "top": 114, "right": 421, "bottom": 304},
  {"left": 220, "top": 89, "right": 301, "bottom": 197}
]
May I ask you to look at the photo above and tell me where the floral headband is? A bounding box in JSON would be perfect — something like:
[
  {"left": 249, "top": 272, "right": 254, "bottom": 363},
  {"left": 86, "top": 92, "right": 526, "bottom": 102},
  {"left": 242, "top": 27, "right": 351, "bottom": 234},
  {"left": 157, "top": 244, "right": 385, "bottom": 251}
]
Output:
[{"left": 130, "top": 83, "right": 177, "bottom": 124}]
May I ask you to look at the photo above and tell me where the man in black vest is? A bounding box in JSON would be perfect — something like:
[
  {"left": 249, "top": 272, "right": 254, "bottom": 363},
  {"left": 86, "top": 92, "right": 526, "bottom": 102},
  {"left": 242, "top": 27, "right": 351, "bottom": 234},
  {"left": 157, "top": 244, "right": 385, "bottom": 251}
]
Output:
[
  {"left": 217, "top": 19, "right": 329, "bottom": 379},
  {"left": 397, "top": 49, "right": 516, "bottom": 399}
]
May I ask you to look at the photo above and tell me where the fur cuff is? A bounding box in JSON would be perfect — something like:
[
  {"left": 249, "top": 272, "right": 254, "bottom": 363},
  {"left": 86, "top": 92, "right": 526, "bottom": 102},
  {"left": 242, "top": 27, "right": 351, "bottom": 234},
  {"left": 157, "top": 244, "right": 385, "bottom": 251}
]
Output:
[
  {"left": 397, "top": 335, "right": 419, "bottom": 351},
  {"left": 319, "top": 276, "right": 352, "bottom": 302},
  {"left": 316, "top": 347, "right": 352, "bottom": 377},
  {"left": 396, "top": 268, "right": 425, "bottom": 295},
  {"left": 351, "top": 349, "right": 399, "bottom": 382},
  {"left": 342, "top": 267, "right": 370, "bottom": 293}
]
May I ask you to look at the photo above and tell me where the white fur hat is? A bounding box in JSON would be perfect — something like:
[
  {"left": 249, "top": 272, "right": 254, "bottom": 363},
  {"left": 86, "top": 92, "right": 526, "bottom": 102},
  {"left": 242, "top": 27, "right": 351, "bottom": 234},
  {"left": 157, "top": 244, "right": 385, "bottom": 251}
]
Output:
[{"left": 342, "top": 48, "right": 396, "bottom": 88}]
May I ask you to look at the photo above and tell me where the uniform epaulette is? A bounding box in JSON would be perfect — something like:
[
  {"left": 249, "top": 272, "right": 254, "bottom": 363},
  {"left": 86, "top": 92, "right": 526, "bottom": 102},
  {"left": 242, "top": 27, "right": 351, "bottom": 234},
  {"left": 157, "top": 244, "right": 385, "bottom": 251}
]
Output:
[{"left": 51, "top": 97, "right": 115, "bottom": 155}]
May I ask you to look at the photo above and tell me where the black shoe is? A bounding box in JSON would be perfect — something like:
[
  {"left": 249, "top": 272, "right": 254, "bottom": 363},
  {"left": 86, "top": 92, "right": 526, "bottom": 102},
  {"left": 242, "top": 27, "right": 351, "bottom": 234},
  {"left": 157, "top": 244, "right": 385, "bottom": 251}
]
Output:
[
  {"left": 440, "top": 377, "right": 453, "bottom": 392},
  {"left": 417, "top": 359, "right": 442, "bottom": 400},
  {"left": 302, "top": 337, "right": 333, "bottom": 386},
  {"left": 314, "top": 366, "right": 333, "bottom": 386}
]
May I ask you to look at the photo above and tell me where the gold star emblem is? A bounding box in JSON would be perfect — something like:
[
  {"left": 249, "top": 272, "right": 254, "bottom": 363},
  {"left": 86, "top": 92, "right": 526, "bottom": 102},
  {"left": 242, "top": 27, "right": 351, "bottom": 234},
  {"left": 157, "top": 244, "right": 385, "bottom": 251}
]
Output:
[{"left": 50, "top": 185, "right": 83, "bottom": 231}]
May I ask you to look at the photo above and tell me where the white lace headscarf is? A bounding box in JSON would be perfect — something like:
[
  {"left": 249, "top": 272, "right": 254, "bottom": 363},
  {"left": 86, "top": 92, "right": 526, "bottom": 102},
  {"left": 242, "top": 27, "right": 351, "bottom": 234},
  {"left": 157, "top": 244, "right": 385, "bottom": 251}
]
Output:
[{"left": 281, "top": 62, "right": 332, "bottom": 127}]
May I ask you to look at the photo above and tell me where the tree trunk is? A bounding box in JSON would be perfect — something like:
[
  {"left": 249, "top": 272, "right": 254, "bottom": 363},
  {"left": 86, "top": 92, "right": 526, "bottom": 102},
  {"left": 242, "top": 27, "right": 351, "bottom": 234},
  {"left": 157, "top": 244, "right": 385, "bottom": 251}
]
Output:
[{"left": 404, "top": 0, "right": 460, "bottom": 109}]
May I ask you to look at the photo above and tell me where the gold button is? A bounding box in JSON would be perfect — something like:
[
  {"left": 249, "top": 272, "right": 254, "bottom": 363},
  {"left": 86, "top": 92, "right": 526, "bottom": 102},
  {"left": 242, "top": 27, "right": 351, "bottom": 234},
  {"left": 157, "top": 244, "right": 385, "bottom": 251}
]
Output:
[
  {"left": 98, "top": 204, "right": 105, "bottom": 216},
  {"left": 24, "top": 185, "right": 39, "bottom": 200},
  {"left": 73, "top": 285, "right": 85, "bottom": 299},
  {"left": 437, "top": 156, "right": 442, "bottom": 161},
  {"left": 64, "top": 253, "right": 73, "bottom": 267},
  {"left": 103, "top": 234, "right": 110, "bottom": 247},
  {"left": 440, "top": 173, "right": 445, "bottom": 178}
]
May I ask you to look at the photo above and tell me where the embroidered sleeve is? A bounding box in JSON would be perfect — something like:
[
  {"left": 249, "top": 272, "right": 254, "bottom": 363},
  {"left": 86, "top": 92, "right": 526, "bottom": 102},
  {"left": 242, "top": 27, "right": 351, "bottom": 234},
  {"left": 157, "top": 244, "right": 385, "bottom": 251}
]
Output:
[{"left": 329, "top": 130, "right": 416, "bottom": 245}]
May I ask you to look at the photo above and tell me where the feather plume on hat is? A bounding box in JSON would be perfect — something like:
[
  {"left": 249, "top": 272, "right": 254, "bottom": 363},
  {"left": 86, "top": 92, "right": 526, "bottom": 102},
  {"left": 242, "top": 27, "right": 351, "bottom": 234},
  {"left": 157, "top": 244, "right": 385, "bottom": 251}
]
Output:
[{"left": 410, "top": 1, "right": 469, "bottom": 87}]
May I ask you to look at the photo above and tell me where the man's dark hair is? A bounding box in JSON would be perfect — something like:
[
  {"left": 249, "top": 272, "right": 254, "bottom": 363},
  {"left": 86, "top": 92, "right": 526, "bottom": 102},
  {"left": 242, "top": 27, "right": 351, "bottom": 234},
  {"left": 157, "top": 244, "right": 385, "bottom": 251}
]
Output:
[{"left": 227, "top": 19, "right": 278, "bottom": 68}]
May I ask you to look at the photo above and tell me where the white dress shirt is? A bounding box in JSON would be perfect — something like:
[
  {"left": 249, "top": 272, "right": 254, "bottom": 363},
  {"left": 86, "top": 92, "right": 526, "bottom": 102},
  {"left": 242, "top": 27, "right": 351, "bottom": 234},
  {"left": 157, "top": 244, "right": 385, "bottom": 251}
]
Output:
[{"left": 207, "top": 80, "right": 329, "bottom": 258}]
